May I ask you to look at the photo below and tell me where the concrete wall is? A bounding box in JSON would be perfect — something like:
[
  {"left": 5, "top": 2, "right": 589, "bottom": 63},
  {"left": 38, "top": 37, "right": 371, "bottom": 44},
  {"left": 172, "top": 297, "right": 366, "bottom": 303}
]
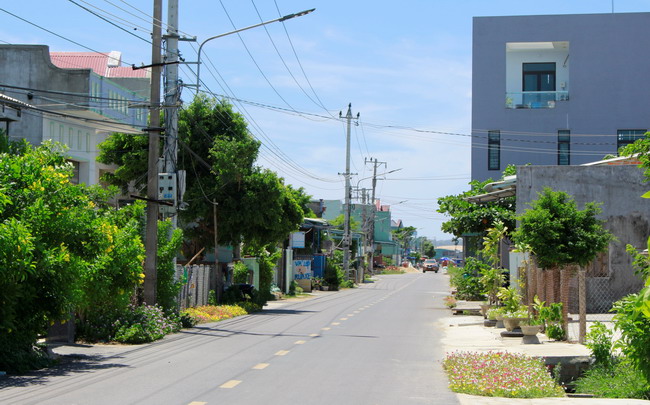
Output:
[
  {"left": 516, "top": 165, "right": 648, "bottom": 311},
  {"left": 0, "top": 45, "right": 90, "bottom": 145},
  {"left": 472, "top": 13, "right": 650, "bottom": 181}
]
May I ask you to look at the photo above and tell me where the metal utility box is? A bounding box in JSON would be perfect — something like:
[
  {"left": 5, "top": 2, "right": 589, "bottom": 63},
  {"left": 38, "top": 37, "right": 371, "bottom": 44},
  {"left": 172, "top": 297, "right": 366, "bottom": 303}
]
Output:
[{"left": 158, "top": 173, "right": 177, "bottom": 204}]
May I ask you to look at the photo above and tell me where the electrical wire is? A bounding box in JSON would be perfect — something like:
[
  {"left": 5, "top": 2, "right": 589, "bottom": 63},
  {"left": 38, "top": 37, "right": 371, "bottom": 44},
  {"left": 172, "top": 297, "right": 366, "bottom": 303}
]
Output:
[{"left": 67, "top": 0, "right": 151, "bottom": 44}]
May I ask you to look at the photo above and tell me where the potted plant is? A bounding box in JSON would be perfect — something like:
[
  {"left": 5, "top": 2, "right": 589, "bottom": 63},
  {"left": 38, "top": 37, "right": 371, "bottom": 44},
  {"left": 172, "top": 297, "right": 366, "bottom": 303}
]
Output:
[
  {"left": 533, "top": 296, "right": 566, "bottom": 340},
  {"left": 502, "top": 306, "right": 529, "bottom": 332},
  {"left": 520, "top": 316, "right": 544, "bottom": 344}
]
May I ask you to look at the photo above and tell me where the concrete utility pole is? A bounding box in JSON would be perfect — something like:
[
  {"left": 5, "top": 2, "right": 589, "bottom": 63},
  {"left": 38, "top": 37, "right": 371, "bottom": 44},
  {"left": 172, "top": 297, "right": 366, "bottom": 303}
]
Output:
[
  {"left": 163, "top": 0, "right": 179, "bottom": 175},
  {"left": 366, "top": 157, "right": 386, "bottom": 274},
  {"left": 340, "top": 104, "right": 359, "bottom": 279},
  {"left": 143, "top": 0, "right": 163, "bottom": 305}
]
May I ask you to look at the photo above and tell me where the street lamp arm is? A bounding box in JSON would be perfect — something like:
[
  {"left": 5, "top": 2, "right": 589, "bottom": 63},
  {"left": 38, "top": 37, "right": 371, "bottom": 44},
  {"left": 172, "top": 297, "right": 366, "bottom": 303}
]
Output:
[
  {"left": 195, "top": 8, "right": 315, "bottom": 92},
  {"left": 355, "top": 167, "right": 403, "bottom": 189}
]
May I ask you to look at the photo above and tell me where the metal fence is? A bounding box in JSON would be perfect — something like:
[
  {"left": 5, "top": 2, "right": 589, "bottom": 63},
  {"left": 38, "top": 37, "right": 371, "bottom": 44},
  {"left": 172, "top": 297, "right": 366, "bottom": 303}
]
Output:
[
  {"left": 176, "top": 264, "right": 211, "bottom": 310},
  {"left": 525, "top": 261, "right": 643, "bottom": 342}
]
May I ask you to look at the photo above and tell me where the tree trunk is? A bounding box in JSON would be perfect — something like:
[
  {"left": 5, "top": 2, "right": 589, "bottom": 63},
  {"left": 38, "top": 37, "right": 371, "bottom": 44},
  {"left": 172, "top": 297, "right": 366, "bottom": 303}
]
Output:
[{"left": 528, "top": 261, "right": 537, "bottom": 306}]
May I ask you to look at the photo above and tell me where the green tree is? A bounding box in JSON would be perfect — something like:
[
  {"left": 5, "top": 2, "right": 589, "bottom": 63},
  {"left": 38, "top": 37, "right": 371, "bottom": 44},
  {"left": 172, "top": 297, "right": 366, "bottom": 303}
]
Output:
[
  {"left": 98, "top": 95, "right": 309, "bottom": 258},
  {"left": 512, "top": 188, "right": 612, "bottom": 269},
  {"left": 422, "top": 239, "right": 436, "bottom": 258},
  {"left": 392, "top": 226, "right": 417, "bottom": 255},
  {"left": 0, "top": 141, "right": 146, "bottom": 372},
  {"left": 512, "top": 187, "right": 612, "bottom": 340},
  {"left": 437, "top": 169, "right": 516, "bottom": 256}
]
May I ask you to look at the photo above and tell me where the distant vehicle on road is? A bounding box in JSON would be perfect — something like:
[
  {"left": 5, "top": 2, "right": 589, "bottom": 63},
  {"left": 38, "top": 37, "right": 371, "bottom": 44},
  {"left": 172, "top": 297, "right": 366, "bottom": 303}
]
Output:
[{"left": 422, "top": 259, "right": 439, "bottom": 273}]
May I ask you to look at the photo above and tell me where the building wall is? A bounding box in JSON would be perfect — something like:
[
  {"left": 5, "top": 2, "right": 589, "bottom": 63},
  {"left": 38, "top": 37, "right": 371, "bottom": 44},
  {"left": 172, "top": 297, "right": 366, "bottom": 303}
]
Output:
[
  {"left": 0, "top": 45, "right": 89, "bottom": 145},
  {"left": 516, "top": 165, "right": 648, "bottom": 311},
  {"left": 472, "top": 13, "right": 650, "bottom": 181},
  {"left": 0, "top": 45, "right": 146, "bottom": 186}
]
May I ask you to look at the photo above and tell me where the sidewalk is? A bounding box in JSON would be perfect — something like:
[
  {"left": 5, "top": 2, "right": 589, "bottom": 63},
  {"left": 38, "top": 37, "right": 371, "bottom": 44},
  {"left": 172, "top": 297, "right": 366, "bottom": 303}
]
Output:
[{"left": 440, "top": 312, "right": 650, "bottom": 404}]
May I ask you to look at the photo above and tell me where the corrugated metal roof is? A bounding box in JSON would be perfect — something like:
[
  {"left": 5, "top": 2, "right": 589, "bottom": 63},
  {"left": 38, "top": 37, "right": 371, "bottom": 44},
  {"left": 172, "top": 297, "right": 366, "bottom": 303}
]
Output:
[{"left": 50, "top": 52, "right": 150, "bottom": 78}]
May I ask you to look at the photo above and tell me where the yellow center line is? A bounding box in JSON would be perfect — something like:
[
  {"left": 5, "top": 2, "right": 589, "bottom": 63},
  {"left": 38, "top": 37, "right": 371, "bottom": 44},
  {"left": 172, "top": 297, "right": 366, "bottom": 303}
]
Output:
[
  {"left": 220, "top": 380, "right": 241, "bottom": 389},
  {"left": 253, "top": 363, "right": 269, "bottom": 370},
  {"left": 294, "top": 340, "right": 306, "bottom": 345},
  {"left": 331, "top": 322, "right": 341, "bottom": 326},
  {"left": 322, "top": 327, "right": 331, "bottom": 331},
  {"left": 309, "top": 333, "right": 319, "bottom": 337},
  {"left": 340, "top": 317, "right": 348, "bottom": 321},
  {"left": 275, "top": 350, "right": 290, "bottom": 356},
  {"left": 188, "top": 402, "right": 207, "bottom": 405},
  {"left": 347, "top": 314, "right": 354, "bottom": 317}
]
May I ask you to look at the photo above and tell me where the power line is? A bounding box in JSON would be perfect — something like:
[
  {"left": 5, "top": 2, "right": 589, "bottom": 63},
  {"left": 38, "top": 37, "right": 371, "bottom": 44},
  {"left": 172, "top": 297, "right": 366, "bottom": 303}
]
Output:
[{"left": 67, "top": 0, "right": 151, "bottom": 44}]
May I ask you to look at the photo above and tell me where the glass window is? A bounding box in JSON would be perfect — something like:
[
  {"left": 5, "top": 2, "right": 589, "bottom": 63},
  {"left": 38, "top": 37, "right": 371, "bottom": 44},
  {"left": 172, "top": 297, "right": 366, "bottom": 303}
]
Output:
[
  {"left": 488, "top": 130, "right": 500, "bottom": 171},
  {"left": 558, "top": 130, "right": 570, "bottom": 165},
  {"left": 617, "top": 129, "right": 646, "bottom": 152},
  {"left": 523, "top": 62, "right": 556, "bottom": 91}
]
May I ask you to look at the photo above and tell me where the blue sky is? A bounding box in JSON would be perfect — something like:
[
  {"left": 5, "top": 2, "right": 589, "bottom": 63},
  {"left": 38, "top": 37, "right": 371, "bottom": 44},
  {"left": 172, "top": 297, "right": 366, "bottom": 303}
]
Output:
[{"left": 2, "top": 0, "right": 649, "bottom": 241}]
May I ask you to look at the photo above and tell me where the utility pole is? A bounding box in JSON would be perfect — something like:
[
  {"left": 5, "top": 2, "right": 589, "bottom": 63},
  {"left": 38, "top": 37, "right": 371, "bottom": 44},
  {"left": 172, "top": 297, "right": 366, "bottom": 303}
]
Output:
[
  {"left": 143, "top": 0, "right": 163, "bottom": 305},
  {"left": 163, "top": 0, "right": 179, "bottom": 175},
  {"left": 340, "top": 104, "right": 359, "bottom": 279},
  {"left": 366, "top": 157, "right": 386, "bottom": 274}
]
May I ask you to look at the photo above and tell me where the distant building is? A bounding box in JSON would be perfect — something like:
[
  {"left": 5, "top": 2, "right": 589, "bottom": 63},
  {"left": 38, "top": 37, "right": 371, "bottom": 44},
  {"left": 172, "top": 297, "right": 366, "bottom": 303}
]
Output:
[
  {"left": 0, "top": 45, "right": 148, "bottom": 185},
  {"left": 472, "top": 12, "right": 650, "bottom": 181}
]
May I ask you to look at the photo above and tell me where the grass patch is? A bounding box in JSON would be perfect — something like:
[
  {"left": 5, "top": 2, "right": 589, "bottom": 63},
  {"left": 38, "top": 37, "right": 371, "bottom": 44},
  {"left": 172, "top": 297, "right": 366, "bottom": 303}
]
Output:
[
  {"left": 574, "top": 358, "right": 650, "bottom": 400},
  {"left": 379, "top": 266, "right": 405, "bottom": 275},
  {"left": 443, "top": 351, "right": 565, "bottom": 398}
]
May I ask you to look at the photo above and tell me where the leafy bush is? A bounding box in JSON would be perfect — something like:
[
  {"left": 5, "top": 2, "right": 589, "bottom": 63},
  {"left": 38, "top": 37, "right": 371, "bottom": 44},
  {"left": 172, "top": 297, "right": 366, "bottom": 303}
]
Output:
[
  {"left": 236, "top": 301, "right": 262, "bottom": 313},
  {"left": 0, "top": 142, "right": 147, "bottom": 372},
  {"left": 288, "top": 280, "right": 303, "bottom": 296},
  {"left": 340, "top": 279, "right": 355, "bottom": 289},
  {"left": 574, "top": 358, "right": 650, "bottom": 399},
  {"left": 156, "top": 219, "right": 184, "bottom": 313},
  {"left": 232, "top": 261, "right": 250, "bottom": 284},
  {"left": 448, "top": 258, "right": 486, "bottom": 301},
  {"left": 585, "top": 322, "right": 614, "bottom": 368},
  {"left": 180, "top": 312, "right": 198, "bottom": 328},
  {"left": 112, "top": 304, "right": 181, "bottom": 344},
  {"left": 613, "top": 294, "right": 650, "bottom": 384},
  {"left": 443, "top": 351, "right": 565, "bottom": 398},
  {"left": 324, "top": 258, "right": 344, "bottom": 290},
  {"left": 222, "top": 284, "right": 258, "bottom": 304}
]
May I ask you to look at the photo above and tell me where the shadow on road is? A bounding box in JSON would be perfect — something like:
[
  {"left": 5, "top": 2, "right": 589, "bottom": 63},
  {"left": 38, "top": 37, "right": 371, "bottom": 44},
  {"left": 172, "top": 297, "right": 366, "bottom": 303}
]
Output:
[{"left": 0, "top": 354, "right": 129, "bottom": 389}]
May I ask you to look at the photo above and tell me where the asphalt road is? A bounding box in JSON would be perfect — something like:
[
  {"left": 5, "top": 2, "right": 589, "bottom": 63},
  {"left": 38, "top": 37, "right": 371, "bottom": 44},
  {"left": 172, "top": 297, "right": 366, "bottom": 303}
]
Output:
[{"left": 0, "top": 272, "right": 459, "bottom": 405}]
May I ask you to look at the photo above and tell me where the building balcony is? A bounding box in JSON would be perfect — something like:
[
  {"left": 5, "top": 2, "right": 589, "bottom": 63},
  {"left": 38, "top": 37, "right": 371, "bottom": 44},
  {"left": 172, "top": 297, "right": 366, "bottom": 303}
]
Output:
[{"left": 506, "top": 91, "right": 569, "bottom": 109}]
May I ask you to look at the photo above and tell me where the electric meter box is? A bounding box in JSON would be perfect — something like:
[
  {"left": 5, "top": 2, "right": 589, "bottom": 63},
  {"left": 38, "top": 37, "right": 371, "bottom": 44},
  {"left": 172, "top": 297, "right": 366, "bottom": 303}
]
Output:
[{"left": 158, "top": 173, "right": 177, "bottom": 203}]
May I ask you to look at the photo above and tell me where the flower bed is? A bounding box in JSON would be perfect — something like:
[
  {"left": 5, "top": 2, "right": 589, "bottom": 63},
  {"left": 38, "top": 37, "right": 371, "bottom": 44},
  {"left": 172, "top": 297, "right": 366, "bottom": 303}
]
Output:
[
  {"left": 443, "top": 351, "right": 565, "bottom": 398},
  {"left": 182, "top": 305, "right": 249, "bottom": 324}
]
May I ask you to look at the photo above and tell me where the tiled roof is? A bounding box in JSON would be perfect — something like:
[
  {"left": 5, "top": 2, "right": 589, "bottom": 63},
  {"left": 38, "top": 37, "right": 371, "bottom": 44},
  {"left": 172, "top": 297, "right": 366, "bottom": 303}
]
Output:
[{"left": 50, "top": 51, "right": 150, "bottom": 78}]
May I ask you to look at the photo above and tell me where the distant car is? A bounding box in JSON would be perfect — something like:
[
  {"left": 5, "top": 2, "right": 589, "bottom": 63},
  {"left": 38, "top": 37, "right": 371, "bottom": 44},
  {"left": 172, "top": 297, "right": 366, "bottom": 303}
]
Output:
[{"left": 422, "top": 259, "right": 439, "bottom": 273}]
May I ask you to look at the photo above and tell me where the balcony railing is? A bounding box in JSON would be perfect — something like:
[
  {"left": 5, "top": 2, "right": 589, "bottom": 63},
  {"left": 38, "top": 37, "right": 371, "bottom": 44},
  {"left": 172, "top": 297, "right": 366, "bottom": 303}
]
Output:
[{"left": 505, "top": 91, "right": 569, "bottom": 109}]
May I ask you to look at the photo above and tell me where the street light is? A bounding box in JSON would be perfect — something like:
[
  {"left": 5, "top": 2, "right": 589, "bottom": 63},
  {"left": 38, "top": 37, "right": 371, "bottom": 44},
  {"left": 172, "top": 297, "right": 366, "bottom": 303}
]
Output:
[
  {"left": 355, "top": 168, "right": 403, "bottom": 191},
  {"left": 195, "top": 8, "right": 315, "bottom": 93}
]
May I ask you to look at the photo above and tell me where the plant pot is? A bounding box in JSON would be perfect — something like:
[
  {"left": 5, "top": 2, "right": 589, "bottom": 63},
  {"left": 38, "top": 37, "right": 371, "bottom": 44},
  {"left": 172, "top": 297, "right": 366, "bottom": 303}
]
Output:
[
  {"left": 479, "top": 304, "right": 492, "bottom": 319},
  {"left": 521, "top": 325, "right": 541, "bottom": 336},
  {"left": 503, "top": 317, "right": 527, "bottom": 332}
]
